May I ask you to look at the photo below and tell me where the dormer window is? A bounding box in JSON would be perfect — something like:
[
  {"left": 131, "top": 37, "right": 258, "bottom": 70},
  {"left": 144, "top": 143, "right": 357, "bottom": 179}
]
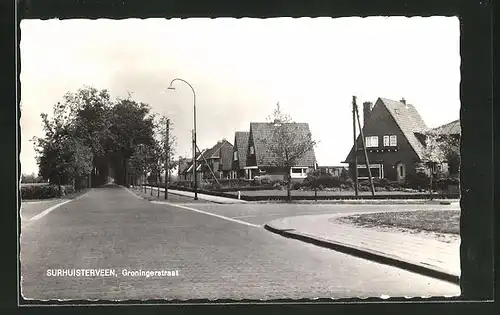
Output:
[
  {"left": 233, "top": 151, "right": 238, "bottom": 161},
  {"left": 249, "top": 146, "right": 255, "bottom": 155},
  {"left": 365, "top": 136, "right": 379, "bottom": 148}
]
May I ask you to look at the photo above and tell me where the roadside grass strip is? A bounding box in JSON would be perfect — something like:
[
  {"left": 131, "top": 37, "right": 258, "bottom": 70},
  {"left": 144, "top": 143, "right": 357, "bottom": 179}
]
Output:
[{"left": 336, "top": 210, "right": 460, "bottom": 235}]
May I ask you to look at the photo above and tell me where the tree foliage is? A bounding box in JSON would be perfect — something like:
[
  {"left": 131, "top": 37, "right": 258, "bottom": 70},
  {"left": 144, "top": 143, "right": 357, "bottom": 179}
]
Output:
[
  {"left": 33, "top": 86, "right": 176, "bottom": 187},
  {"left": 262, "top": 102, "right": 317, "bottom": 200}
]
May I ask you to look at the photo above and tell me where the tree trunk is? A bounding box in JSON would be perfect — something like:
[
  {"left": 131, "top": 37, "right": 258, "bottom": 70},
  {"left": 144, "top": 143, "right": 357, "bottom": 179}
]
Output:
[
  {"left": 429, "top": 166, "right": 434, "bottom": 200},
  {"left": 287, "top": 167, "right": 292, "bottom": 202}
]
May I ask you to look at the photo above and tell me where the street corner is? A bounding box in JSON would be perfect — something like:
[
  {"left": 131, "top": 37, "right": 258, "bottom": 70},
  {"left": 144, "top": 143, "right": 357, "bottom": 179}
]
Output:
[{"left": 20, "top": 199, "right": 73, "bottom": 222}]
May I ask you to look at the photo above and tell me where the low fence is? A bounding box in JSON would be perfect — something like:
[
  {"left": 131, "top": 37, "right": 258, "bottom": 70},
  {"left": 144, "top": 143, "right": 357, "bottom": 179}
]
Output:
[{"left": 161, "top": 184, "right": 460, "bottom": 201}]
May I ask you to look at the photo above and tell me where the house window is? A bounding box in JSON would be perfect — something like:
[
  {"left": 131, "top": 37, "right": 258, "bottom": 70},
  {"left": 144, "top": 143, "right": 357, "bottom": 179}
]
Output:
[
  {"left": 233, "top": 151, "right": 238, "bottom": 161},
  {"left": 383, "top": 135, "right": 390, "bottom": 146},
  {"left": 389, "top": 135, "right": 397, "bottom": 146},
  {"left": 291, "top": 167, "right": 308, "bottom": 178},
  {"left": 357, "top": 164, "right": 384, "bottom": 179},
  {"left": 249, "top": 146, "right": 255, "bottom": 155},
  {"left": 365, "top": 136, "right": 379, "bottom": 148},
  {"left": 383, "top": 135, "right": 397, "bottom": 146}
]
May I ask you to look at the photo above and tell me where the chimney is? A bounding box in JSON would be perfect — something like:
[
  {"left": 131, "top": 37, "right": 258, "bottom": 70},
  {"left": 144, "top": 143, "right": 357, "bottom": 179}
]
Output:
[
  {"left": 400, "top": 97, "right": 406, "bottom": 105},
  {"left": 363, "top": 102, "right": 373, "bottom": 126}
]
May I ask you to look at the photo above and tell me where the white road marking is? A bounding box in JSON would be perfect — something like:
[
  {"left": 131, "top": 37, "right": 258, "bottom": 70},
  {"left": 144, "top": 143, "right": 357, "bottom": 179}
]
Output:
[
  {"left": 29, "top": 199, "right": 73, "bottom": 221},
  {"left": 151, "top": 201, "right": 262, "bottom": 228}
]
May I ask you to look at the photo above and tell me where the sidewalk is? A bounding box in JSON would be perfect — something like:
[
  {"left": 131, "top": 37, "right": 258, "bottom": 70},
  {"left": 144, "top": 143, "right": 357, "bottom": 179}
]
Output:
[
  {"left": 142, "top": 185, "right": 247, "bottom": 204},
  {"left": 265, "top": 212, "right": 460, "bottom": 284}
]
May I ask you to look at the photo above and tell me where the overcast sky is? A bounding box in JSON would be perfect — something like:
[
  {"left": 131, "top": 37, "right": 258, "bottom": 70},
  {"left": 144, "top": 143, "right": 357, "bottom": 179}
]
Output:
[{"left": 20, "top": 17, "right": 460, "bottom": 176}]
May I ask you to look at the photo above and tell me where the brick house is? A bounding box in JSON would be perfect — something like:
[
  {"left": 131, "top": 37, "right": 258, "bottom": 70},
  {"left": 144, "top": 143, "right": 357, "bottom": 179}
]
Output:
[
  {"left": 199, "top": 139, "right": 234, "bottom": 180},
  {"left": 177, "top": 157, "right": 191, "bottom": 181},
  {"left": 180, "top": 150, "right": 204, "bottom": 183},
  {"left": 230, "top": 131, "right": 250, "bottom": 179},
  {"left": 342, "top": 97, "right": 429, "bottom": 183},
  {"left": 318, "top": 165, "right": 348, "bottom": 177},
  {"left": 418, "top": 119, "right": 461, "bottom": 177},
  {"left": 243, "top": 122, "right": 316, "bottom": 182}
]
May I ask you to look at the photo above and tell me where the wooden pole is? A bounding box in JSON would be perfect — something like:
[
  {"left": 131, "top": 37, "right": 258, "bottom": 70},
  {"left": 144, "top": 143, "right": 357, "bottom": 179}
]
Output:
[
  {"left": 354, "top": 100, "right": 376, "bottom": 196},
  {"left": 352, "top": 96, "right": 359, "bottom": 196},
  {"left": 165, "top": 118, "right": 169, "bottom": 200}
]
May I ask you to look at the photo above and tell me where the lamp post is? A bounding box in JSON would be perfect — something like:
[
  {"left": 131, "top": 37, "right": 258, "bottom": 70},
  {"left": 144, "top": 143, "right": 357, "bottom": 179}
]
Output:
[{"left": 167, "top": 78, "right": 198, "bottom": 200}]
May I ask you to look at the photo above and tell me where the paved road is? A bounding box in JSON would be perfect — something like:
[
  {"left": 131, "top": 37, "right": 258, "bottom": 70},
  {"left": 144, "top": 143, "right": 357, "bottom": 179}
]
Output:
[
  {"left": 20, "top": 184, "right": 460, "bottom": 301},
  {"left": 181, "top": 202, "right": 459, "bottom": 226}
]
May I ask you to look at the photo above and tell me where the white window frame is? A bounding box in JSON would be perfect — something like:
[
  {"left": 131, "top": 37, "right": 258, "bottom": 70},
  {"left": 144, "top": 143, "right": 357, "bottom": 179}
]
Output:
[
  {"left": 383, "top": 135, "right": 390, "bottom": 146},
  {"left": 357, "top": 164, "right": 384, "bottom": 179},
  {"left": 249, "top": 146, "right": 255, "bottom": 155},
  {"left": 290, "top": 167, "right": 308, "bottom": 178},
  {"left": 365, "top": 136, "right": 379, "bottom": 148},
  {"left": 389, "top": 135, "right": 397, "bottom": 146}
]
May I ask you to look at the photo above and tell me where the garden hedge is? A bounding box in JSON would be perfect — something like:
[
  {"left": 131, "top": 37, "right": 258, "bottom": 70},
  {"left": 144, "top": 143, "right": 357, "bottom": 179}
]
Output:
[{"left": 21, "top": 184, "right": 76, "bottom": 200}]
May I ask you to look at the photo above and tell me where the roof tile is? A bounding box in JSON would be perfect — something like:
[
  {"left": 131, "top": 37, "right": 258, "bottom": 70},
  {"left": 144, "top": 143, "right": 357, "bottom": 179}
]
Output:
[{"left": 250, "top": 122, "right": 316, "bottom": 167}]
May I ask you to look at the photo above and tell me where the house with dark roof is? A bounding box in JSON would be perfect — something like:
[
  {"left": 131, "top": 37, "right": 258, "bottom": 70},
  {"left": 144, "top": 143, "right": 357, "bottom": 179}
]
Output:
[
  {"left": 243, "top": 122, "right": 316, "bottom": 181},
  {"left": 423, "top": 119, "right": 461, "bottom": 176},
  {"left": 179, "top": 147, "right": 213, "bottom": 183},
  {"left": 343, "top": 97, "right": 429, "bottom": 183},
  {"left": 199, "top": 139, "right": 234, "bottom": 180},
  {"left": 318, "top": 165, "right": 348, "bottom": 177},
  {"left": 429, "top": 119, "right": 460, "bottom": 136},
  {"left": 230, "top": 131, "right": 250, "bottom": 179},
  {"left": 177, "top": 157, "right": 192, "bottom": 181}
]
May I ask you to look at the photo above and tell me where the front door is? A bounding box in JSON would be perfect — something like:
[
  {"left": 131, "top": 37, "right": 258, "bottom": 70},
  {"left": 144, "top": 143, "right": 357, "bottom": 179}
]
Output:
[{"left": 396, "top": 162, "right": 406, "bottom": 183}]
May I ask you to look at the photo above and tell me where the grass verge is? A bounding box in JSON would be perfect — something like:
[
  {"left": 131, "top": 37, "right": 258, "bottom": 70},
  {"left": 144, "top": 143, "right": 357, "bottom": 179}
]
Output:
[
  {"left": 336, "top": 210, "right": 460, "bottom": 235},
  {"left": 130, "top": 186, "right": 209, "bottom": 203}
]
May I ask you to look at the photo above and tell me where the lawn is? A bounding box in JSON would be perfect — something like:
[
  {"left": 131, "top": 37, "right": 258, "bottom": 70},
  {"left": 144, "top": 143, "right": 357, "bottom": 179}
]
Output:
[
  {"left": 336, "top": 210, "right": 460, "bottom": 235},
  {"left": 225, "top": 189, "right": 424, "bottom": 197}
]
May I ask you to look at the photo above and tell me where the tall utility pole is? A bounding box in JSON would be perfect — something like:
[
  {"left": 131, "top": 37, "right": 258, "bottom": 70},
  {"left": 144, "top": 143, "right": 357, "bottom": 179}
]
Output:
[
  {"left": 354, "top": 98, "right": 376, "bottom": 196},
  {"left": 164, "top": 118, "right": 170, "bottom": 200},
  {"left": 192, "top": 129, "right": 196, "bottom": 192},
  {"left": 352, "top": 96, "right": 359, "bottom": 196},
  {"left": 168, "top": 78, "right": 198, "bottom": 200}
]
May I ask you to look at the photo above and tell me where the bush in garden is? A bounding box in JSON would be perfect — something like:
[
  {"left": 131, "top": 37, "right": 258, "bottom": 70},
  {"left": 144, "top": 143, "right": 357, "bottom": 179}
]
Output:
[
  {"left": 404, "top": 172, "right": 430, "bottom": 190},
  {"left": 303, "top": 172, "right": 354, "bottom": 189},
  {"left": 292, "top": 182, "right": 302, "bottom": 190},
  {"left": 21, "top": 184, "right": 61, "bottom": 199}
]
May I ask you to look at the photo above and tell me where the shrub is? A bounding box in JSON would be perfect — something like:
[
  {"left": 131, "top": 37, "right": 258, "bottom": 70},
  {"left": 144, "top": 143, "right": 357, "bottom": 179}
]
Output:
[
  {"left": 292, "top": 182, "right": 302, "bottom": 190},
  {"left": 302, "top": 173, "right": 353, "bottom": 189},
  {"left": 61, "top": 185, "right": 75, "bottom": 195},
  {"left": 21, "top": 184, "right": 61, "bottom": 199},
  {"left": 272, "top": 181, "right": 283, "bottom": 190},
  {"left": 404, "top": 172, "right": 430, "bottom": 190}
]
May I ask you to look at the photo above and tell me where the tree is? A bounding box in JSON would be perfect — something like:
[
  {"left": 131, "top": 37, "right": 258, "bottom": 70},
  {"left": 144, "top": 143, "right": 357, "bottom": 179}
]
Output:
[
  {"left": 33, "top": 86, "right": 175, "bottom": 189},
  {"left": 154, "top": 116, "right": 178, "bottom": 182},
  {"left": 21, "top": 173, "right": 36, "bottom": 183},
  {"left": 441, "top": 135, "right": 460, "bottom": 176},
  {"left": 261, "top": 103, "right": 317, "bottom": 201},
  {"left": 420, "top": 133, "right": 447, "bottom": 198},
  {"left": 108, "top": 98, "right": 157, "bottom": 185}
]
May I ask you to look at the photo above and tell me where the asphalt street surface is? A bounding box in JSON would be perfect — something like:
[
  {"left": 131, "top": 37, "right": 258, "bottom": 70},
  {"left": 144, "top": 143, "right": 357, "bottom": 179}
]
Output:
[{"left": 20, "top": 184, "right": 460, "bottom": 301}]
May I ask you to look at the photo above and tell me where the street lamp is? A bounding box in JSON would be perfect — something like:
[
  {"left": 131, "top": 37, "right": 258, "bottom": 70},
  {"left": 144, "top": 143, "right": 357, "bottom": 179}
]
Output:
[{"left": 167, "top": 78, "right": 198, "bottom": 200}]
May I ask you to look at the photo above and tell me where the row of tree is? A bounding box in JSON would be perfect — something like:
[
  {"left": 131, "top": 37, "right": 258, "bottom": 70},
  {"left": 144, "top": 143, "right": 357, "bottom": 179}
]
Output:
[{"left": 32, "top": 86, "right": 176, "bottom": 188}]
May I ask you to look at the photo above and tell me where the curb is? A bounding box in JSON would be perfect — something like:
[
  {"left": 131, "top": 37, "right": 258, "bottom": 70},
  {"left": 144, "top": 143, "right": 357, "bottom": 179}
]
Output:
[
  {"left": 264, "top": 223, "right": 460, "bottom": 285},
  {"left": 254, "top": 200, "right": 458, "bottom": 205},
  {"left": 128, "top": 187, "right": 229, "bottom": 204},
  {"left": 142, "top": 186, "right": 247, "bottom": 204}
]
